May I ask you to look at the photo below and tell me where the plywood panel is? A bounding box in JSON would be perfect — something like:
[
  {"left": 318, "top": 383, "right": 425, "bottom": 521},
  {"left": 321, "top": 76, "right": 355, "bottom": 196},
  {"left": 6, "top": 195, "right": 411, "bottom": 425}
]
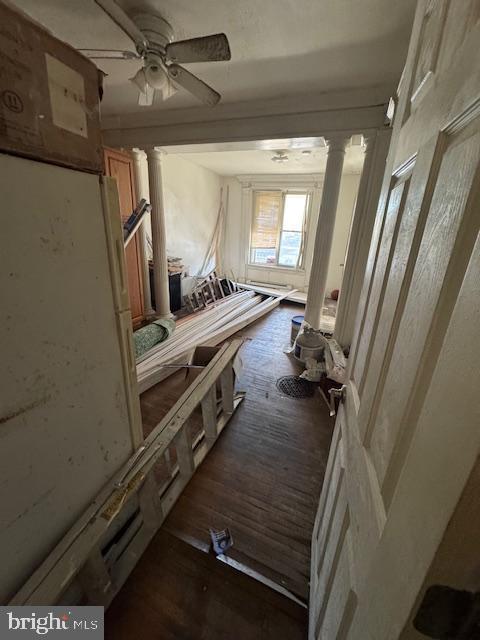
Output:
[{"left": 0, "top": 154, "right": 134, "bottom": 602}]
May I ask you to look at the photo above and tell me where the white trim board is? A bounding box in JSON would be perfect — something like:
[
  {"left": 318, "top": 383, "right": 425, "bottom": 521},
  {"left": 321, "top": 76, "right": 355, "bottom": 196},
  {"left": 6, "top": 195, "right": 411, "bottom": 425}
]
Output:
[{"left": 237, "top": 282, "right": 307, "bottom": 305}]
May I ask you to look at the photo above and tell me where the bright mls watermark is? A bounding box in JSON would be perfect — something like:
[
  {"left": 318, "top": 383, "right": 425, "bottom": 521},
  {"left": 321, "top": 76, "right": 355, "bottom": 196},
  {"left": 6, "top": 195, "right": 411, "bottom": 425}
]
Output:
[{"left": 0, "top": 607, "right": 103, "bottom": 638}]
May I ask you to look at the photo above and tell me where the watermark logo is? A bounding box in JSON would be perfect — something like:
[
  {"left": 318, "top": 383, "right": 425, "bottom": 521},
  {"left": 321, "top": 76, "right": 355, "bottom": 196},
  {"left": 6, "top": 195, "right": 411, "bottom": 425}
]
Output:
[{"left": 0, "top": 607, "right": 103, "bottom": 638}]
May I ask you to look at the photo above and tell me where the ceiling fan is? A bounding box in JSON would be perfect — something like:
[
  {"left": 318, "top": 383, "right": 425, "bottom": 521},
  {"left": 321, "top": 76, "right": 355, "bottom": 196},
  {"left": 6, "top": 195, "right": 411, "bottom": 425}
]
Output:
[{"left": 80, "top": 0, "right": 231, "bottom": 107}]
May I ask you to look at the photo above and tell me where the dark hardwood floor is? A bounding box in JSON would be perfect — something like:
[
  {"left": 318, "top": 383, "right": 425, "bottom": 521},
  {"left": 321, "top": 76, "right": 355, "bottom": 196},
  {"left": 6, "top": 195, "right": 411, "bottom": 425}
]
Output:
[
  {"left": 105, "top": 530, "right": 308, "bottom": 640},
  {"left": 141, "top": 303, "right": 334, "bottom": 600},
  {"left": 106, "top": 302, "right": 334, "bottom": 638}
]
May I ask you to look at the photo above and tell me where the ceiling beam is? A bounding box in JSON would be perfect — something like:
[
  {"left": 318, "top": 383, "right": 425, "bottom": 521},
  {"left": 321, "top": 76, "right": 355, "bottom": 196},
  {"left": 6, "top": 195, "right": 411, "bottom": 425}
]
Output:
[{"left": 103, "top": 102, "right": 387, "bottom": 148}]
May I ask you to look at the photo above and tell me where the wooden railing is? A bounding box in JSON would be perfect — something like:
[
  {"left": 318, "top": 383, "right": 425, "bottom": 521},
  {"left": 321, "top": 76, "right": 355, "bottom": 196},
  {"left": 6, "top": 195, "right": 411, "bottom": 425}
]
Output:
[{"left": 11, "top": 339, "right": 244, "bottom": 607}]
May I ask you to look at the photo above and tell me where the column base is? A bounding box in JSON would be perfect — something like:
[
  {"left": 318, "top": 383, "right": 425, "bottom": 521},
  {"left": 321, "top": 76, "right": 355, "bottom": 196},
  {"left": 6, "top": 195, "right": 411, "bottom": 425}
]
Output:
[{"left": 153, "top": 311, "right": 174, "bottom": 321}]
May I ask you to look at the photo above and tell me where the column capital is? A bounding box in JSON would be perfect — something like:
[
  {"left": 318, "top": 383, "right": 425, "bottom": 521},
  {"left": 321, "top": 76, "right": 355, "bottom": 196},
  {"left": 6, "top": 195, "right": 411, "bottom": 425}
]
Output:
[
  {"left": 324, "top": 135, "right": 350, "bottom": 153},
  {"left": 146, "top": 147, "right": 165, "bottom": 161},
  {"left": 360, "top": 133, "right": 376, "bottom": 153},
  {"left": 131, "top": 148, "right": 147, "bottom": 160}
]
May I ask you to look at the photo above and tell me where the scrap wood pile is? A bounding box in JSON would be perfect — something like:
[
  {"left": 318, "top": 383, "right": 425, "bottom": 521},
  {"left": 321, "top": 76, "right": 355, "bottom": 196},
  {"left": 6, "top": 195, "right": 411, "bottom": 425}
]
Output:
[
  {"left": 184, "top": 270, "right": 238, "bottom": 312},
  {"left": 136, "top": 289, "right": 291, "bottom": 393}
]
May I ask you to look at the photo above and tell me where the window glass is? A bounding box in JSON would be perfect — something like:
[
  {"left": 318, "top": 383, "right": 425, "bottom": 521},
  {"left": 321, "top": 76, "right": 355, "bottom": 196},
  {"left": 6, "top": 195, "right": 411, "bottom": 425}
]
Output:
[
  {"left": 283, "top": 194, "right": 307, "bottom": 231},
  {"left": 250, "top": 190, "right": 308, "bottom": 268},
  {"left": 251, "top": 247, "right": 277, "bottom": 264},
  {"left": 278, "top": 231, "right": 302, "bottom": 267}
]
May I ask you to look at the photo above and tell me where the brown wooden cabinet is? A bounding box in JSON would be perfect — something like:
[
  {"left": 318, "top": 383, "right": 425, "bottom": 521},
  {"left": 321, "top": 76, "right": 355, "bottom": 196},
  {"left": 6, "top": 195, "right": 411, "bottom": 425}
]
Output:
[{"left": 104, "top": 147, "right": 144, "bottom": 327}]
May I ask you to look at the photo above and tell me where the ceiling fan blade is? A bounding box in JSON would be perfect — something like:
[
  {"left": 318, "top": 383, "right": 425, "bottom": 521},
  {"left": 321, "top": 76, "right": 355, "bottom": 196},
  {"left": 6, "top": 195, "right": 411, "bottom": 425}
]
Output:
[
  {"left": 95, "top": 0, "right": 148, "bottom": 53},
  {"left": 79, "top": 48, "right": 140, "bottom": 60},
  {"left": 167, "top": 64, "right": 220, "bottom": 106},
  {"left": 165, "top": 33, "right": 231, "bottom": 63},
  {"left": 138, "top": 85, "right": 155, "bottom": 107}
]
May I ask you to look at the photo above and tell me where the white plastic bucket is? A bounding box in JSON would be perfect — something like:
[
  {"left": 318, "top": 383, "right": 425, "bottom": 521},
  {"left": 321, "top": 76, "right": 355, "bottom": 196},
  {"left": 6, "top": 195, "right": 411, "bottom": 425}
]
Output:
[{"left": 290, "top": 315, "right": 304, "bottom": 344}]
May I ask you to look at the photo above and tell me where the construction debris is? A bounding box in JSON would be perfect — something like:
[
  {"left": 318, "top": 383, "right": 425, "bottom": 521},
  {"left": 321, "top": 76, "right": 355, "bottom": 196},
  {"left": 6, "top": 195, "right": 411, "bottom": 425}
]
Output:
[
  {"left": 300, "top": 357, "right": 325, "bottom": 382},
  {"left": 209, "top": 528, "right": 233, "bottom": 556},
  {"left": 123, "top": 199, "right": 151, "bottom": 247},
  {"left": 324, "top": 338, "right": 347, "bottom": 383},
  {"left": 185, "top": 270, "right": 238, "bottom": 312},
  {"left": 136, "top": 288, "right": 296, "bottom": 393}
]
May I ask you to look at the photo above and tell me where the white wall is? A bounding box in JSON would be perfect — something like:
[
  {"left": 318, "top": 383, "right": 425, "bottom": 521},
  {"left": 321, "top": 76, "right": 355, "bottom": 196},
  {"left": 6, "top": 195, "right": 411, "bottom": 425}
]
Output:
[
  {"left": 325, "top": 173, "right": 360, "bottom": 294},
  {"left": 162, "top": 154, "right": 222, "bottom": 276},
  {"left": 222, "top": 173, "right": 360, "bottom": 295},
  {"left": 139, "top": 153, "right": 222, "bottom": 281},
  {"left": 139, "top": 155, "right": 359, "bottom": 297}
]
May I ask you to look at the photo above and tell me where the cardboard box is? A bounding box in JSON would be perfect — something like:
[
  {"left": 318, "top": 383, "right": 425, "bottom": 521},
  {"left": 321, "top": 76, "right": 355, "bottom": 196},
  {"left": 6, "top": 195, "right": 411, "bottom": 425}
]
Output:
[{"left": 0, "top": 1, "right": 103, "bottom": 173}]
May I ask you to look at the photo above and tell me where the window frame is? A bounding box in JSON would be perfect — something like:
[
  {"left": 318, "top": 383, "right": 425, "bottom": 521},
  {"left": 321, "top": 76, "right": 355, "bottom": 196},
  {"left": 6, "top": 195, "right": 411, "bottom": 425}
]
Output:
[{"left": 249, "top": 188, "right": 311, "bottom": 271}]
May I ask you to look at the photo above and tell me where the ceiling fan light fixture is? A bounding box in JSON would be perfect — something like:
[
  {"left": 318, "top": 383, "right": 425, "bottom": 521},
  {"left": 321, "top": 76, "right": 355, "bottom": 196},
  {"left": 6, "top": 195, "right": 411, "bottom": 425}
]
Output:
[
  {"left": 130, "top": 67, "right": 148, "bottom": 93},
  {"left": 272, "top": 151, "right": 289, "bottom": 163},
  {"left": 144, "top": 62, "right": 168, "bottom": 90},
  {"left": 91, "top": 0, "right": 231, "bottom": 107}
]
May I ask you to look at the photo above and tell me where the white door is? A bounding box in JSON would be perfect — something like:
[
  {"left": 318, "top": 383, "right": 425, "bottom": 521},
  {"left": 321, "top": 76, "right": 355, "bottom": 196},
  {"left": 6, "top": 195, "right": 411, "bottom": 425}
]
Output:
[{"left": 310, "top": 2, "right": 480, "bottom": 638}]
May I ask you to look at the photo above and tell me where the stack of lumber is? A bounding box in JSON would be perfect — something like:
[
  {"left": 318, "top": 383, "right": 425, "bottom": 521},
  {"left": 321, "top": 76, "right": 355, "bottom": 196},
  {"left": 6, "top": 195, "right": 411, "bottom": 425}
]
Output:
[{"left": 137, "top": 289, "right": 292, "bottom": 392}]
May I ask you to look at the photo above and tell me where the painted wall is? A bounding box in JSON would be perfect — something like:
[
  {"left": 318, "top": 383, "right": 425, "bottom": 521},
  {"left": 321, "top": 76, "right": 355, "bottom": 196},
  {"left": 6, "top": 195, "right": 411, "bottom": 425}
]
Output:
[
  {"left": 162, "top": 154, "right": 222, "bottom": 277},
  {"left": 326, "top": 173, "right": 361, "bottom": 294},
  {"left": 139, "top": 153, "right": 222, "bottom": 281},
  {"left": 222, "top": 173, "right": 360, "bottom": 295}
]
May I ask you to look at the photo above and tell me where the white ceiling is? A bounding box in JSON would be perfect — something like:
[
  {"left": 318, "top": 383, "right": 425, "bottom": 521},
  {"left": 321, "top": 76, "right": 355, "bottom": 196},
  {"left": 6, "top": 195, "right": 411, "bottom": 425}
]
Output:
[
  {"left": 168, "top": 139, "right": 365, "bottom": 176},
  {"left": 13, "top": 0, "right": 416, "bottom": 118}
]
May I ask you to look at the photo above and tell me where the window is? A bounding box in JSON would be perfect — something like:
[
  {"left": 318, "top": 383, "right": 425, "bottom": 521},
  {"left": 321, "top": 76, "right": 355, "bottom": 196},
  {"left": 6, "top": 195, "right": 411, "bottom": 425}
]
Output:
[{"left": 250, "top": 191, "right": 309, "bottom": 268}]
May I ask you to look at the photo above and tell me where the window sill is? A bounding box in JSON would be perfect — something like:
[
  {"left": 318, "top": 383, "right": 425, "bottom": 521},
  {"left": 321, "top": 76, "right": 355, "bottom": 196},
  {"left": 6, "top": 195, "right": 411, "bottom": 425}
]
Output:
[{"left": 247, "top": 263, "right": 306, "bottom": 274}]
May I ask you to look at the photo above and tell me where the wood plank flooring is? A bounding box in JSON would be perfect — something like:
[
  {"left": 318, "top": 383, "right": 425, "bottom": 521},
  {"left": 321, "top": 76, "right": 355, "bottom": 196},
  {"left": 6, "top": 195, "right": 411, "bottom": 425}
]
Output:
[
  {"left": 105, "top": 530, "right": 308, "bottom": 640},
  {"left": 140, "top": 302, "right": 334, "bottom": 601}
]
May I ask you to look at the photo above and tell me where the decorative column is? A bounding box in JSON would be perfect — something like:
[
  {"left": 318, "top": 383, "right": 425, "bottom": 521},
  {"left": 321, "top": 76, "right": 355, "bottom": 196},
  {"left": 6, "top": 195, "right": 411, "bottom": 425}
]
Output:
[
  {"left": 333, "top": 130, "right": 391, "bottom": 348},
  {"left": 305, "top": 135, "right": 349, "bottom": 329},
  {"left": 131, "top": 149, "right": 155, "bottom": 318},
  {"left": 146, "top": 148, "right": 171, "bottom": 318}
]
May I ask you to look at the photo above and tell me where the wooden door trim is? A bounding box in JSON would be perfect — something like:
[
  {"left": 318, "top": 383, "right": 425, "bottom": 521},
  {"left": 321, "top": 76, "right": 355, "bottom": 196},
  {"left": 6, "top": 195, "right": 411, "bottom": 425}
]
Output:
[{"left": 104, "top": 147, "right": 145, "bottom": 326}]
